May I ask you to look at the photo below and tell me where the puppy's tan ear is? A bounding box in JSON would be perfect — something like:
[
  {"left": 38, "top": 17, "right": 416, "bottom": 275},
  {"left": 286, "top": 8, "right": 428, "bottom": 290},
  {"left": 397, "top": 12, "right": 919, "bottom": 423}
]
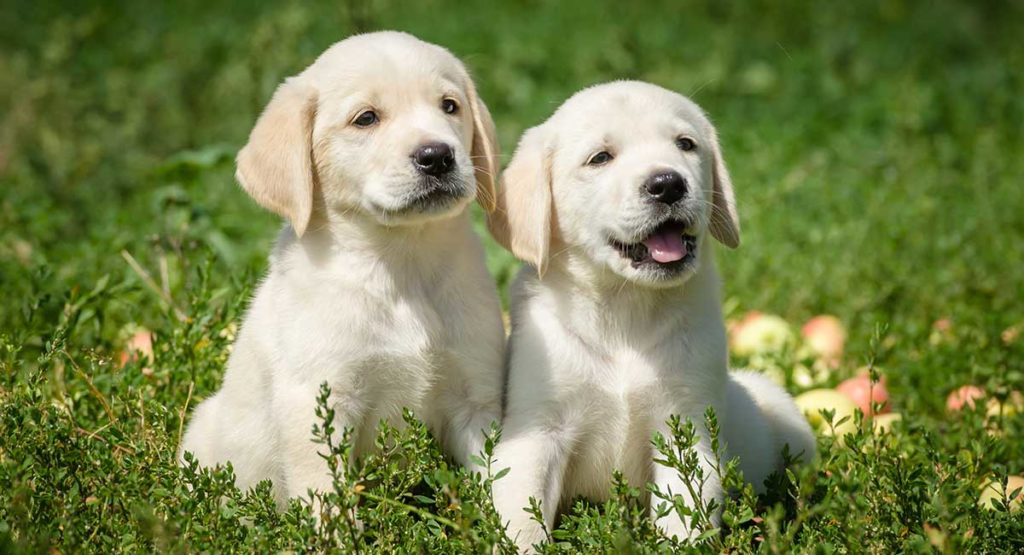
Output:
[
  {"left": 236, "top": 77, "right": 318, "bottom": 237},
  {"left": 708, "top": 126, "right": 740, "bottom": 248},
  {"left": 465, "top": 77, "right": 500, "bottom": 212},
  {"left": 487, "top": 126, "right": 553, "bottom": 273}
]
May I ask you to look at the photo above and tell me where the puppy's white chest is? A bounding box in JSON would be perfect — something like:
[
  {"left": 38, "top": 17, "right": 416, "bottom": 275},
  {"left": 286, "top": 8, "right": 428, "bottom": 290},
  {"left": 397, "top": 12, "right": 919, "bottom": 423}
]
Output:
[
  {"left": 607, "top": 348, "right": 662, "bottom": 394},
  {"left": 371, "top": 295, "right": 441, "bottom": 360},
  {"left": 349, "top": 292, "right": 444, "bottom": 382},
  {"left": 272, "top": 276, "right": 445, "bottom": 394},
  {"left": 564, "top": 349, "right": 665, "bottom": 499}
]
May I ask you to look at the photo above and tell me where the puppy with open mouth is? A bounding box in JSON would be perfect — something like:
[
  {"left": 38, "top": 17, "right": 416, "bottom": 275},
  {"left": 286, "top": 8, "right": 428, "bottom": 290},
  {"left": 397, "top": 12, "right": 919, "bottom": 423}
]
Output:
[
  {"left": 488, "top": 81, "right": 815, "bottom": 551},
  {"left": 179, "top": 32, "right": 505, "bottom": 508}
]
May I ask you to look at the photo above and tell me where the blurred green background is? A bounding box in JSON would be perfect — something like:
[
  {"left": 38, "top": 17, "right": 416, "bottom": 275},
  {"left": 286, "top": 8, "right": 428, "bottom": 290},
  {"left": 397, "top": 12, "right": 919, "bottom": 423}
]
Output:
[
  {"left": 2, "top": 0, "right": 1023, "bottom": 408},
  {"left": 4, "top": 0, "right": 1022, "bottom": 324},
  {"left": 2, "top": 1, "right": 1023, "bottom": 551}
]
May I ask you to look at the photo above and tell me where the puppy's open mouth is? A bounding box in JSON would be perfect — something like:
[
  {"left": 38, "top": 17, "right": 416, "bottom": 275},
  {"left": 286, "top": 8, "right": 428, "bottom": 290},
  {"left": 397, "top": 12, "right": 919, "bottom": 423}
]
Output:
[{"left": 609, "top": 221, "right": 697, "bottom": 270}]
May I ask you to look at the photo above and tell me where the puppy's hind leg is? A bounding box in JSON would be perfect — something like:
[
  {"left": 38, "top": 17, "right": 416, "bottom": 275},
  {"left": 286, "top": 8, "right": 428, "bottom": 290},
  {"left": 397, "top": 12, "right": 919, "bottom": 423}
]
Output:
[
  {"left": 180, "top": 392, "right": 287, "bottom": 507},
  {"left": 721, "top": 377, "right": 777, "bottom": 494},
  {"left": 727, "top": 371, "right": 816, "bottom": 473},
  {"left": 179, "top": 394, "right": 223, "bottom": 468}
]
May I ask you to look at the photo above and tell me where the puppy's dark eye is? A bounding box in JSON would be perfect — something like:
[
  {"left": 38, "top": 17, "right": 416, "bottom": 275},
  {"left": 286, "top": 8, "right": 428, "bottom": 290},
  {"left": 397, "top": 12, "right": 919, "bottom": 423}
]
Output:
[
  {"left": 353, "top": 110, "right": 378, "bottom": 127},
  {"left": 587, "top": 151, "right": 613, "bottom": 166},
  {"left": 675, "top": 137, "right": 697, "bottom": 152},
  {"left": 441, "top": 98, "right": 459, "bottom": 115}
]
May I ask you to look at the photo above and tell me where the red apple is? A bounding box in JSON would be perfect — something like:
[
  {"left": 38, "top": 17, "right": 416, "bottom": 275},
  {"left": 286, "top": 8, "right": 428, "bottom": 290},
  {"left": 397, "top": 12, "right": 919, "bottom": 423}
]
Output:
[
  {"left": 946, "top": 385, "right": 985, "bottom": 412},
  {"left": 836, "top": 372, "right": 890, "bottom": 417},
  {"left": 801, "top": 315, "right": 846, "bottom": 365},
  {"left": 118, "top": 328, "right": 154, "bottom": 374}
]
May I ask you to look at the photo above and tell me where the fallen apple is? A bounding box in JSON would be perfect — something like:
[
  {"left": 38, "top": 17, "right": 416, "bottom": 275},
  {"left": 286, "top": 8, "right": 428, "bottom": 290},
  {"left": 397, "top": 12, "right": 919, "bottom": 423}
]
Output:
[
  {"left": 836, "top": 372, "right": 890, "bottom": 417},
  {"left": 946, "top": 385, "right": 985, "bottom": 412},
  {"left": 801, "top": 315, "right": 846, "bottom": 364},
  {"left": 986, "top": 390, "right": 1024, "bottom": 418},
  {"left": 1002, "top": 324, "right": 1020, "bottom": 345},
  {"left": 118, "top": 327, "right": 154, "bottom": 372},
  {"left": 929, "top": 318, "right": 954, "bottom": 346},
  {"left": 794, "top": 388, "right": 859, "bottom": 436},
  {"left": 792, "top": 364, "right": 816, "bottom": 388},
  {"left": 731, "top": 312, "right": 795, "bottom": 357},
  {"left": 872, "top": 412, "right": 902, "bottom": 434},
  {"left": 979, "top": 475, "right": 1024, "bottom": 512},
  {"left": 728, "top": 311, "right": 761, "bottom": 341},
  {"left": 789, "top": 361, "right": 833, "bottom": 388}
]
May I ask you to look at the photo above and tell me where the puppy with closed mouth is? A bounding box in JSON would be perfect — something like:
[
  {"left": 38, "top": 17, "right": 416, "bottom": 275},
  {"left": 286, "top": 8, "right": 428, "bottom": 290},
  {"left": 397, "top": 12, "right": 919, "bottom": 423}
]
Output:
[
  {"left": 179, "top": 31, "right": 505, "bottom": 507},
  {"left": 488, "top": 81, "right": 815, "bottom": 550}
]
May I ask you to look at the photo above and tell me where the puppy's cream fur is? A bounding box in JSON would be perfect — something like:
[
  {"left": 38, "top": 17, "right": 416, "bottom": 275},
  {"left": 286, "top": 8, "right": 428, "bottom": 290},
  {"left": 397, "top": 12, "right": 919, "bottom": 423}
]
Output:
[
  {"left": 488, "top": 81, "right": 815, "bottom": 551},
  {"left": 180, "top": 32, "right": 505, "bottom": 506}
]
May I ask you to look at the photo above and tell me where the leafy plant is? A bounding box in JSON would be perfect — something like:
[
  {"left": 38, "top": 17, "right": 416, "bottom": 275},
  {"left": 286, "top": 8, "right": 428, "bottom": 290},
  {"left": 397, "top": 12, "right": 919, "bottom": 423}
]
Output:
[{"left": 2, "top": 0, "right": 1022, "bottom": 551}]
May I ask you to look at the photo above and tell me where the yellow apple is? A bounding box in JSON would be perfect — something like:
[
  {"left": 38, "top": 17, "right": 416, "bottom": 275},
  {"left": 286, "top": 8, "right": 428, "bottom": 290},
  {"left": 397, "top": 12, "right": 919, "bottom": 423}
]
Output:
[
  {"left": 1002, "top": 324, "right": 1020, "bottom": 345},
  {"left": 872, "top": 413, "right": 902, "bottom": 434},
  {"left": 795, "top": 389, "right": 859, "bottom": 436},
  {"left": 731, "top": 312, "right": 795, "bottom": 357},
  {"left": 929, "top": 318, "right": 954, "bottom": 346},
  {"left": 979, "top": 475, "right": 1024, "bottom": 512},
  {"left": 985, "top": 391, "right": 1024, "bottom": 418}
]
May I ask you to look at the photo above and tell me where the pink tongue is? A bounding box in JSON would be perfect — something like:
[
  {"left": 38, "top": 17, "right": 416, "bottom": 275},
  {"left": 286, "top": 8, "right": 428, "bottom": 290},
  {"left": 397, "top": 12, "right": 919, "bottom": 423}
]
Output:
[{"left": 642, "top": 231, "right": 687, "bottom": 263}]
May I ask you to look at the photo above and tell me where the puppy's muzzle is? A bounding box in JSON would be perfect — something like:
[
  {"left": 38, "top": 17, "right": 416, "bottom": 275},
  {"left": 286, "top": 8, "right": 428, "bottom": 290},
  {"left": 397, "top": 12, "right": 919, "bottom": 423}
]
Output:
[
  {"left": 412, "top": 142, "right": 456, "bottom": 177},
  {"left": 643, "top": 171, "right": 687, "bottom": 205}
]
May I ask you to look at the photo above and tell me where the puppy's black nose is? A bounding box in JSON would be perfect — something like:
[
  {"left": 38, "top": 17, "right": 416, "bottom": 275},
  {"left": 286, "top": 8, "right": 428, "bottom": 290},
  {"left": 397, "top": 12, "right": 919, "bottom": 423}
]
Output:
[
  {"left": 412, "top": 142, "right": 455, "bottom": 177},
  {"left": 643, "top": 171, "right": 687, "bottom": 205}
]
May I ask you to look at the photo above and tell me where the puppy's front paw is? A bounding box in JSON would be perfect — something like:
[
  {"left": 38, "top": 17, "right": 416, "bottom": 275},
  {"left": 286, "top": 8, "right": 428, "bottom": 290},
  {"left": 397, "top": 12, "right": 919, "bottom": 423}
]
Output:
[{"left": 653, "top": 492, "right": 723, "bottom": 544}]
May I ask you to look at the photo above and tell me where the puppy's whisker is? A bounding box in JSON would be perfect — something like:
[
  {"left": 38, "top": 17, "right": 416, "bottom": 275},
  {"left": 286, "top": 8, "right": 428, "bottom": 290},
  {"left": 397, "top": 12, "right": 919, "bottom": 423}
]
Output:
[
  {"left": 549, "top": 245, "right": 573, "bottom": 260},
  {"left": 688, "top": 78, "right": 715, "bottom": 99},
  {"left": 702, "top": 204, "right": 729, "bottom": 229},
  {"left": 613, "top": 271, "right": 631, "bottom": 298},
  {"left": 306, "top": 220, "right": 330, "bottom": 234},
  {"left": 472, "top": 168, "right": 497, "bottom": 180},
  {"left": 470, "top": 153, "right": 514, "bottom": 164}
]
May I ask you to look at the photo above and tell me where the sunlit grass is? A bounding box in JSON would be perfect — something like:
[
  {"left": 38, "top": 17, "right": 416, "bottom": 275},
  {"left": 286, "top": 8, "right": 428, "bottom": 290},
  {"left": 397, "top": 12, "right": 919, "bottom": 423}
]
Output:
[{"left": 1, "top": 0, "right": 1022, "bottom": 551}]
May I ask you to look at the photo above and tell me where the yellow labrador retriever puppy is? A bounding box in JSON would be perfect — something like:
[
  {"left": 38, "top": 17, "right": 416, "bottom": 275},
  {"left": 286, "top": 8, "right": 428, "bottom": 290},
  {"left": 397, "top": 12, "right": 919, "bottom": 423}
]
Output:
[
  {"left": 180, "top": 32, "right": 504, "bottom": 507},
  {"left": 488, "top": 81, "right": 815, "bottom": 550}
]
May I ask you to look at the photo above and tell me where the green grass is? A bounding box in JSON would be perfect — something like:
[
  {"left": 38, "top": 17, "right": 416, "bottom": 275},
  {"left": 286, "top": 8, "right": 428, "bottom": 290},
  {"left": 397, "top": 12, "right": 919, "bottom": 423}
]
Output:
[{"left": 2, "top": 0, "right": 1023, "bottom": 551}]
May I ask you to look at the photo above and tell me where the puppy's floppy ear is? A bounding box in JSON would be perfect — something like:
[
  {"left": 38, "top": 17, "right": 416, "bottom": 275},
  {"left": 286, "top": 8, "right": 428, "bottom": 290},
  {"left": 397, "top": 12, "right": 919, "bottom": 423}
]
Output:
[
  {"left": 487, "top": 126, "right": 553, "bottom": 274},
  {"left": 464, "top": 77, "right": 500, "bottom": 212},
  {"left": 707, "top": 125, "right": 740, "bottom": 248},
  {"left": 236, "top": 77, "right": 318, "bottom": 237}
]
